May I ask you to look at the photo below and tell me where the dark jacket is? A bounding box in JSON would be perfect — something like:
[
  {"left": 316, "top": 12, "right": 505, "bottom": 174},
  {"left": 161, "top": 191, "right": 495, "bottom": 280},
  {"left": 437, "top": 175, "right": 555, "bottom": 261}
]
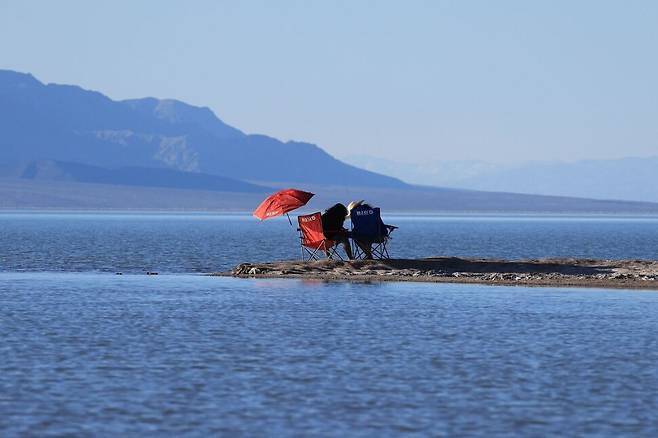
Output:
[{"left": 321, "top": 203, "right": 348, "bottom": 238}]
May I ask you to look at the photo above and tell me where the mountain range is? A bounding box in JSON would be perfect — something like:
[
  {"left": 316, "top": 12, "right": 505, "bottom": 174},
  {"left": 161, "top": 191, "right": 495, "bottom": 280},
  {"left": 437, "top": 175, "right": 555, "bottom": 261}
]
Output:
[
  {"left": 0, "top": 69, "right": 403, "bottom": 188},
  {"left": 344, "top": 155, "right": 658, "bottom": 203},
  {"left": 0, "top": 160, "right": 269, "bottom": 193},
  {"left": 1, "top": 69, "right": 658, "bottom": 213}
]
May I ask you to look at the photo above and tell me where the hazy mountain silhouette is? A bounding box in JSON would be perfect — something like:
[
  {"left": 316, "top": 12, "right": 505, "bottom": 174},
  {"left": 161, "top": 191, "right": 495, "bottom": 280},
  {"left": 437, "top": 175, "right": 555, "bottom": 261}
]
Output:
[
  {"left": 2, "top": 69, "right": 658, "bottom": 213},
  {"left": 441, "top": 157, "right": 658, "bottom": 203},
  {"left": 0, "top": 160, "right": 270, "bottom": 193},
  {"left": 0, "top": 69, "right": 405, "bottom": 188},
  {"left": 345, "top": 155, "right": 658, "bottom": 203}
]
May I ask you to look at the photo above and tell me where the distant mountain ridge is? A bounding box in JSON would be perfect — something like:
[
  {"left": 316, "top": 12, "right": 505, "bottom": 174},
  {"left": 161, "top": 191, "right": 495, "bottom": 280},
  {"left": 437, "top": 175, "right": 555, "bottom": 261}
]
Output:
[
  {"left": 345, "top": 155, "right": 658, "bottom": 203},
  {"left": 0, "top": 160, "right": 270, "bottom": 193},
  {"left": 2, "top": 69, "right": 658, "bottom": 213},
  {"left": 451, "top": 157, "right": 658, "bottom": 203},
  {"left": 0, "top": 69, "right": 405, "bottom": 188}
]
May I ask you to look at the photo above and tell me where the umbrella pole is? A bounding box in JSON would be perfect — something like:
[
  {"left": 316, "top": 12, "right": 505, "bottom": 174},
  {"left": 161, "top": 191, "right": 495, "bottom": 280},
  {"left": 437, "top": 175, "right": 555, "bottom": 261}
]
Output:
[{"left": 286, "top": 213, "right": 293, "bottom": 226}]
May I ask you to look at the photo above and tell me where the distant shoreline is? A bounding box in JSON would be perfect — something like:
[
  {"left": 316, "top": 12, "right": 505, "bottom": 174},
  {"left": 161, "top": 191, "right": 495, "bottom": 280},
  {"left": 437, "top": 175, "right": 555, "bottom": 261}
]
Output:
[
  {"left": 3, "top": 176, "right": 658, "bottom": 215},
  {"left": 218, "top": 257, "right": 658, "bottom": 291},
  {"left": 3, "top": 208, "right": 658, "bottom": 218}
]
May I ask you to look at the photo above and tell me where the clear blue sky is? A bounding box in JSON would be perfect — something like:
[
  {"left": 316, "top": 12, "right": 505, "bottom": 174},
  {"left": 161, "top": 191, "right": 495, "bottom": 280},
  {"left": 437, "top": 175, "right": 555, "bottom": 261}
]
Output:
[{"left": 1, "top": 0, "right": 657, "bottom": 164}]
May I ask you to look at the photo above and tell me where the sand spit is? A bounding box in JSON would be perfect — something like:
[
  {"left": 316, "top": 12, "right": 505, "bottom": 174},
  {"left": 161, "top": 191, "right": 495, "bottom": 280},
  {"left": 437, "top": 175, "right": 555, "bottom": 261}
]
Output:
[{"left": 215, "top": 257, "right": 658, "bottom": 290}]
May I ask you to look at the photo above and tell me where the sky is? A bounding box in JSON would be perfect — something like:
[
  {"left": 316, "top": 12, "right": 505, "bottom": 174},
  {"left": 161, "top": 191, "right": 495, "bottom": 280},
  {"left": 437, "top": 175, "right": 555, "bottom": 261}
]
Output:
[{"left": 1, "top": 0, "right": 657, "bottom": 164}]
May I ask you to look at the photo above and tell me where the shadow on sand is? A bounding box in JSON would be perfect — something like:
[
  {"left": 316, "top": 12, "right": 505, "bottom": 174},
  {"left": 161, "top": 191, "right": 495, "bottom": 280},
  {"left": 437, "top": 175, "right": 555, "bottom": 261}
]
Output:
[{"left": 376, "top": 257, "right": 613, "bottom": 276}]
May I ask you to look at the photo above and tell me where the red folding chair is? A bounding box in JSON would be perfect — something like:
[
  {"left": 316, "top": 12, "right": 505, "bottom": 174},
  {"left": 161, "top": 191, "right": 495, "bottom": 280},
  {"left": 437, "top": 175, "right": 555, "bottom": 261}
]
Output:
[{"left": 297, "top": 212, "right": 343, "bottom": 261}]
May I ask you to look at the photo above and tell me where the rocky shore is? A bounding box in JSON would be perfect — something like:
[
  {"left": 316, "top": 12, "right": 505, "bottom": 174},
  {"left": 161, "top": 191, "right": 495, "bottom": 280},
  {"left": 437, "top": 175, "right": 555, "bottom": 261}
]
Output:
[{"left": 216, "top": 257, "right": 658, "bottom": 290}]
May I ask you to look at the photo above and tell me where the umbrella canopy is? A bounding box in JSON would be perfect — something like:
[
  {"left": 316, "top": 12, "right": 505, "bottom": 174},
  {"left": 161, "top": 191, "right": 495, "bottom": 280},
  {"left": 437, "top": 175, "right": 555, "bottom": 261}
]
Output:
[{"left": 253, "top": 188, "right": 314, "bottom": 220}]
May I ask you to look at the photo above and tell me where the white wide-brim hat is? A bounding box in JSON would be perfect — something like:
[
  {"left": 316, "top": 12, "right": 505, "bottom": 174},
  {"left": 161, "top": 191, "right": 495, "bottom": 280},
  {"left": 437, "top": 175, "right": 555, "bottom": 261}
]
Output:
[{"left": 346, "top": 200, "right": 364, "bottom": 218}]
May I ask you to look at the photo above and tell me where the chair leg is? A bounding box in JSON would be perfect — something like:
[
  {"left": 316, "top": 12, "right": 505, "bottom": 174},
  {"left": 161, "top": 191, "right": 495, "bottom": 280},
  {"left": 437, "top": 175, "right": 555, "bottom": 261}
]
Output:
[
  {"left": 352, "top": 240, "right": 363, "bottom": 260},
  {"left": 303, "top": 241, "right": 349, "bottom": 262},
  {"left": 327, "top": 242, "right": 344, "bottom": 261},
  {"left": 378, "top": 240, "right": 390, "bottom": 259},
  {"left": 302, "top": 244, "right": 323, "bottom": 262},
  {"left": 310, "top": 245, "right": 323, "bottom": 261},
  {"left": 370, "top": 239, "right": 390, "bottom": 260}
]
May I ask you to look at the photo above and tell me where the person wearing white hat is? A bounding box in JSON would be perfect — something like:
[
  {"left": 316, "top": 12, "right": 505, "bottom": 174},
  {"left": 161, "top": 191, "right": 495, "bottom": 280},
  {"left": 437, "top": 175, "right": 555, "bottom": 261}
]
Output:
[
  {"left": 346, "top": 200, "right": 364, "bottom": 218},
  {"left": 346, "top": 200, "right": 388, "bottom": 259}
]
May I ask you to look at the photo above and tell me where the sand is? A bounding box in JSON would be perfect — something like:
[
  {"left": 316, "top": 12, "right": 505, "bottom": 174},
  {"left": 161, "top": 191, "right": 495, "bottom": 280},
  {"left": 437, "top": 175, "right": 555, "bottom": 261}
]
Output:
[{"left": 215, "top": 257, "right": 658, "bottom": 290}]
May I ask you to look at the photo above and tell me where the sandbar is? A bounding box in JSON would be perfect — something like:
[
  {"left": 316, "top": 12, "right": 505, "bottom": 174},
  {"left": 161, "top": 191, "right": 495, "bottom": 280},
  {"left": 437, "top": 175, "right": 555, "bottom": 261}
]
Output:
[{"left": 215, "top": 257, "right": 658, "bottom": 290}]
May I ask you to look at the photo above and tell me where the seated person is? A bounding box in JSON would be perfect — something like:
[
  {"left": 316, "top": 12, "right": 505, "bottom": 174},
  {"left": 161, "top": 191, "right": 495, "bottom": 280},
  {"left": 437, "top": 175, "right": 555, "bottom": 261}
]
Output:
[
  {"left": 347, "top": 200, "right": 394, "bottom": 259},
  {"left": 321, "top": 203, "right": 354, "bottom": 260}
]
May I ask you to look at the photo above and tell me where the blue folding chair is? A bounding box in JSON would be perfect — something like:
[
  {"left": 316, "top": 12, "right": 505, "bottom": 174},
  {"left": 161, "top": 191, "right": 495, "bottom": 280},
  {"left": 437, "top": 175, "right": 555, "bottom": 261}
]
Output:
[{"left": 349, "top": 206, "right": 397, "bottom": 259}]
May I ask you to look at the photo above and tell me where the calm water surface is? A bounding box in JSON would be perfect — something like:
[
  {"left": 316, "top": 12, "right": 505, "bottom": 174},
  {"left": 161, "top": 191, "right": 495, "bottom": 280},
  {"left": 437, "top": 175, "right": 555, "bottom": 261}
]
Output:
[
  {"left": 2, "top": 213, "right": 658, "bottom": 436},
  {"left": 1, "top": 212, "right": 658, "bottom": 273}
]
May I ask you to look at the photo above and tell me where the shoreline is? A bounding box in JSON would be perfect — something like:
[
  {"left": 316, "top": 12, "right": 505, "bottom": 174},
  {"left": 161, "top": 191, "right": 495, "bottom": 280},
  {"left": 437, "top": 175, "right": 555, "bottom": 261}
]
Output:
[
  {"left": 3, "top": 208, "right": 658, "bottom": 218},
  {"left": 216, "top": 257, "right": 658, "bottom": 290}
]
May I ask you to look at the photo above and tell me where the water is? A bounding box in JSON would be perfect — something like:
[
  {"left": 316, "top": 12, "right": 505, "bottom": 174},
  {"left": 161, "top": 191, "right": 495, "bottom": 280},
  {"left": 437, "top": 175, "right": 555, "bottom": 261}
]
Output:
[
  {"left": 2, "top": 213, "right": 658, "bottom": 436},
  {"left": 1, "top": 212, "right": 658, "bottom": 273}
]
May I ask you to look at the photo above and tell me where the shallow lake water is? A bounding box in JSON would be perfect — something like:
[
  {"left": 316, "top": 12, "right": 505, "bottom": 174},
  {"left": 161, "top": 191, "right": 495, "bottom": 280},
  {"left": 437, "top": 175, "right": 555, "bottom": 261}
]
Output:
[
  {"left": 1, "top": 212, "right": 657, "bottom": 273},
  {"left": 2, "top": 213, "right": 658, "bottom": 436}
]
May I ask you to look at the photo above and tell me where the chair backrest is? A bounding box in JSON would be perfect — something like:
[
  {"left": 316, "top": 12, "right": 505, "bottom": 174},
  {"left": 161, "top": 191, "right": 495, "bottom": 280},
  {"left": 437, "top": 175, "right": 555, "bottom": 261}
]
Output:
[
  {"left": 350, "top": 206, "right": 385, "bottom": 240},
  {"left": 298, "top": 212, "right": 326, "bottom": 247}
]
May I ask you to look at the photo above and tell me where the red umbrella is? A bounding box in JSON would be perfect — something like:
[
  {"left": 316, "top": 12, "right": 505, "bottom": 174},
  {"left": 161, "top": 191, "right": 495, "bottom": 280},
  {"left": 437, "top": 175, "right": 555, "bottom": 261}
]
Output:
[{"left": 253, "top": 188, "right": 315, "bottom": 221}]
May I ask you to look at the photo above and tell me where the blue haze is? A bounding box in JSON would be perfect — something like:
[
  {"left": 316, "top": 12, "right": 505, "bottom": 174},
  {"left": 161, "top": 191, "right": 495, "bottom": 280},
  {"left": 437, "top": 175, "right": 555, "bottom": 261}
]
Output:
[
  {"left": 1, "top": 1, "right": 657, "bottom": 164},
  {"left": 346, "top": 155, "right": 658, "bottom": 203}
]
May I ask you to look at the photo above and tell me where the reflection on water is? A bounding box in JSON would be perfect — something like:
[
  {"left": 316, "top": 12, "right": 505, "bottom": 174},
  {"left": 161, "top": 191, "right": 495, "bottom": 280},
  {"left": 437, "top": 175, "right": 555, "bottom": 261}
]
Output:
[{"left": 3, "top": 273, "right": 658, "bottom": 436}]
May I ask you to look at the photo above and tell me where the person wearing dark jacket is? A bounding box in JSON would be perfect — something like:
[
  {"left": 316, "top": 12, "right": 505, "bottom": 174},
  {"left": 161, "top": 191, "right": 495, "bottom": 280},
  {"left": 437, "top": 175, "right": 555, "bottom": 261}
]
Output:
[{"left": 321, "top": 203, "right": 354, "bottom": 259}]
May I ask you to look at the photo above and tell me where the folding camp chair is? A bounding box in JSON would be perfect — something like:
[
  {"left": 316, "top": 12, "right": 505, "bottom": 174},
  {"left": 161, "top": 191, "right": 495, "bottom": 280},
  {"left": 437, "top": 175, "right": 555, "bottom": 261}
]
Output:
[
  {"left": 349, "top": 206, "right": 397, "bottom": 260},
  {"left": 297, "top": 212, "right": 344, "bottom": 261}
]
